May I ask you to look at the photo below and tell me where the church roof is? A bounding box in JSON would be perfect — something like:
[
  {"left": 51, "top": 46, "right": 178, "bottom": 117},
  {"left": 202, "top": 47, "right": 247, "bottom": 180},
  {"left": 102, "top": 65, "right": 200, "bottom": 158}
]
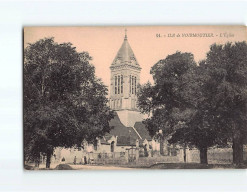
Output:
[
  {"left": 111, "top": 32, "right": 140, "bottom": 68},
  {"left": 116, "top": 110, "right": 144, "bottom": 127},
  {"left": 108, "top": 112, "right": 151, "bottom": 146},
  {"left": 109, "top": 112, "right": 139, "bottom": 139},
  {"left": 134, "top": 122, "right": 152, "bottom": 141}
]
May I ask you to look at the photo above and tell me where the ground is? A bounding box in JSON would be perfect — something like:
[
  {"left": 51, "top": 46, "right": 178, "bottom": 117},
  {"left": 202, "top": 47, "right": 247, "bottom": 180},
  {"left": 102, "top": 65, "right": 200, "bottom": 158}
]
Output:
[
  {"left": 24, "top": 161, "right": 247, "bottom": 170},
  {"left": 148, "top": 163, "right": 247, "bottom": 169},
  {"left": 25, "top": 163, "right": 134, "bottom": 170}
]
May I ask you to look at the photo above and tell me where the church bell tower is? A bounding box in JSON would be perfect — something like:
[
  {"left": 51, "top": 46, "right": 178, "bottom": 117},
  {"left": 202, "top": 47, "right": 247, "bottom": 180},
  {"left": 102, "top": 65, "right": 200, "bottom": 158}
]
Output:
[{"left": 109, "top": 29, "right": 142, "bottom": 111}]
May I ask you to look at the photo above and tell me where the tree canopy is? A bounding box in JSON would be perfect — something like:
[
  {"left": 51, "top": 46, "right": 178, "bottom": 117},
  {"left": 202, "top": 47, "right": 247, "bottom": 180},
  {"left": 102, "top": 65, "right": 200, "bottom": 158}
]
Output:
[
  {"left": 137, "top": 42, "right": 247, "bottom": 165},
  {"left": 138, "top": 52, "right": 197, "bottom": 137},
  {"left": 198, "top": 42, "right": 247, "bottom": 164},
  {"left": 24, "top": 38, "right": 113, "bottom": 167}
]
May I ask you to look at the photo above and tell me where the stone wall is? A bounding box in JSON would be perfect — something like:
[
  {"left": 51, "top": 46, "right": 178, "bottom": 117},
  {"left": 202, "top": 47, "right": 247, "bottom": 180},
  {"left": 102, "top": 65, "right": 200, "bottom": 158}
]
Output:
[
  {"left": 185, "top": 146, "right": 247, "bottom": 164},
  {"left": 46, "top": 145, "right": 247, "bottom": 166},
  {"left": 137, "top": 156, "right": 181, "bottom": 167}
]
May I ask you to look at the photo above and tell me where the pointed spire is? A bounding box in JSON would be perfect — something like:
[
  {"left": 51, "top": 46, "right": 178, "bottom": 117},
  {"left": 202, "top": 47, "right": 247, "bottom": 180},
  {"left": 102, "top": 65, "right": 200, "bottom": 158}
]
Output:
[
  {"left": 110, "top": 29, "right": 141, "bottom": 69},
  {"left": 124, "top": 28, "right": 127, "bottom": 40}
]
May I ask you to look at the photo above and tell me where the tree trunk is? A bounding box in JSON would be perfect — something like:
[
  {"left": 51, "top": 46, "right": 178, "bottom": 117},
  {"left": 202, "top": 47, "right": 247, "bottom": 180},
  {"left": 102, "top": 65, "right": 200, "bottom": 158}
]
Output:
[
  {"left": 199, "top": 147, "right": 208, "bottom": 164},
  {"left": 46, "top": 150, "right": 52, "bottom": 169},
  {"left": 35, "top": 161, "right": 39, "bottom": 168},
  {"left": 33, "top": 152, "right": 40, "bottom": 168},
  {"left": 183, "top": 146, "right": 186, "bottom": 163},
  {"left": 232, "top": 132, "right": 243, "bottom": 166},
  {"left": 160, "top": 136, "right": 164, "bottom": 156}
]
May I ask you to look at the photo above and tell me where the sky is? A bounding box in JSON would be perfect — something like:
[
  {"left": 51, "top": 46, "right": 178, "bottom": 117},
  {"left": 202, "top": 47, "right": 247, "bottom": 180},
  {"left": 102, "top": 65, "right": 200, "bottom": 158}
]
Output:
[{"left": 24, "top": 26, "right": 247, "bottom": 88}]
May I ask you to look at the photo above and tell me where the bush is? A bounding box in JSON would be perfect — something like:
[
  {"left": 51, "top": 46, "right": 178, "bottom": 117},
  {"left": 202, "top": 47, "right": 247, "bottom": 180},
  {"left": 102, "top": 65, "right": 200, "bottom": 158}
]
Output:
[{"left": 55, "top": 164, "right": 73, "bottom": 170}]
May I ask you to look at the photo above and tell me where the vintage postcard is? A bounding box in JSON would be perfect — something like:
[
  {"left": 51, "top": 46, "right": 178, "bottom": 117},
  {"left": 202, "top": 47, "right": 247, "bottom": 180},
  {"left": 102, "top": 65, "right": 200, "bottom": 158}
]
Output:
[{"left": 24, "top": 26, "right": 247, "bottom": 170}]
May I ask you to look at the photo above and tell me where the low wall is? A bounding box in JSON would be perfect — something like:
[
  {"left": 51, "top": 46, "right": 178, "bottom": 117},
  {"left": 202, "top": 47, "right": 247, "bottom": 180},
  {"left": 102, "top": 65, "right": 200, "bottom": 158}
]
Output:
[
  {"left": 186, "top": 147, "right": 247, "bottom": 164},
  {"left": 94, "top": 157, "right": 127, "bottom": 165},
  {"left": 44, "top": 145, "right": 247, "bottom": 166},
  {"left": 87, "top": 152, "right": 128, "bottom": 165},
  {"left": 136, "top": 156, "right": 181, "bottom": 167}
]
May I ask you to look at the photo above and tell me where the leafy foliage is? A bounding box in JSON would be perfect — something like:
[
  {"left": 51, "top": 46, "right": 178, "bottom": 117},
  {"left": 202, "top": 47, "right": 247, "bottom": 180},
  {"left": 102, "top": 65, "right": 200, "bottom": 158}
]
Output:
[
  {"left": 200, "top": 42, "right": 247, "bottom": 164},
  {"left": 137, "top": 52, "right": 197, "bottom": 137},
  {"left": 137, "top": 42, "right": 247, "bottom": 164},
  {"left": 24, "top": 38, "right": 113, "bottom": 162}
]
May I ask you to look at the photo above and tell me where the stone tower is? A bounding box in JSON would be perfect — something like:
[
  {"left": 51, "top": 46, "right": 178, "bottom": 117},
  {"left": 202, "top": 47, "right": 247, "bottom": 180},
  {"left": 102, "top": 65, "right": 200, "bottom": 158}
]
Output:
[{"left": 109, "top": 30, "right": 141, "bottom": 111}]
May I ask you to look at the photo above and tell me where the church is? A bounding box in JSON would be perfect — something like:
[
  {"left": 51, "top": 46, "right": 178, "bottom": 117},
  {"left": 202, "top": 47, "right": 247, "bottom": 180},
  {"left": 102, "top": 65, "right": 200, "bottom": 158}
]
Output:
[
  {"left": 52, "top": 31, "right": 163, "bottom": 164},
  {"left": 97, "top": 30, "right": 156, "bottom": 153}
]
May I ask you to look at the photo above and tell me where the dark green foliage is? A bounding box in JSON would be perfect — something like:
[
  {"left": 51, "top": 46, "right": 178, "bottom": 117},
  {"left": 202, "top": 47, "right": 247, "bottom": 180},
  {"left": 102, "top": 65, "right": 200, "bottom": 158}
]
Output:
[
  {"left": 24, "top": 38, "right": 113, "bottom": 167},
  {"left": 137, "top": 51, "right": 197, "bottom": 138},
  {"left": 138, "top": 42, "right": 247, "bottom": 165},
  {"left": 200, "top": 42, "right": 247, "bottom": 165}
]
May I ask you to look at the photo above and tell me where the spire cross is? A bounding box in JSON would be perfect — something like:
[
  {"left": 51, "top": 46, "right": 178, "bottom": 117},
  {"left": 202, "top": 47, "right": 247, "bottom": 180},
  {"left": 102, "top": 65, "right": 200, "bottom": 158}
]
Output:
[{"left": 124, "top": 28, "right": 127, "bottom": 40}]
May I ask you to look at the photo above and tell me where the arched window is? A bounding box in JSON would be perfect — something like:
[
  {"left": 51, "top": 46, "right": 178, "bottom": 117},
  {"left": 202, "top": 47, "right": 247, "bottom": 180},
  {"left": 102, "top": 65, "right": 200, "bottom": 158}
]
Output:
[
  {"left": 132, "top": 76, "right": 134, "bottom": 94},
  {"left": 121, "top": 75, "right": 123, "bottom": 94},
  {"left": 129, "top": 75, "right": 131, "bottom": 94},
  {"left": 134, "top": 77, "right": 137, "bottom": 94},
  {"left": 118, "top": 75, "right": 120, "bottom": 94},
  {"left": 115, "top": 76, "right": 117, "bottom": 94}
]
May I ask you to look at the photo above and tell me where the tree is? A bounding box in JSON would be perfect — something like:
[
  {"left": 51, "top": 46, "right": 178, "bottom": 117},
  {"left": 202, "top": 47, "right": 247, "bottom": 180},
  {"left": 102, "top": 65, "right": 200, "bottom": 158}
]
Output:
[
  {"left": 137, "top": 52, "right": 197, "bottom": 157},
  {"left": 199, "top": 42, "right": 247, "bottom": 165},
  {"left": 139, "top": 42, "right": 247, "bottom": 165},
  {"left": 24, "top": 38, "right": 113, "bottom": 168},
  {"left": 167, "top": 62, "right": 230, "bottom": 164}
]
